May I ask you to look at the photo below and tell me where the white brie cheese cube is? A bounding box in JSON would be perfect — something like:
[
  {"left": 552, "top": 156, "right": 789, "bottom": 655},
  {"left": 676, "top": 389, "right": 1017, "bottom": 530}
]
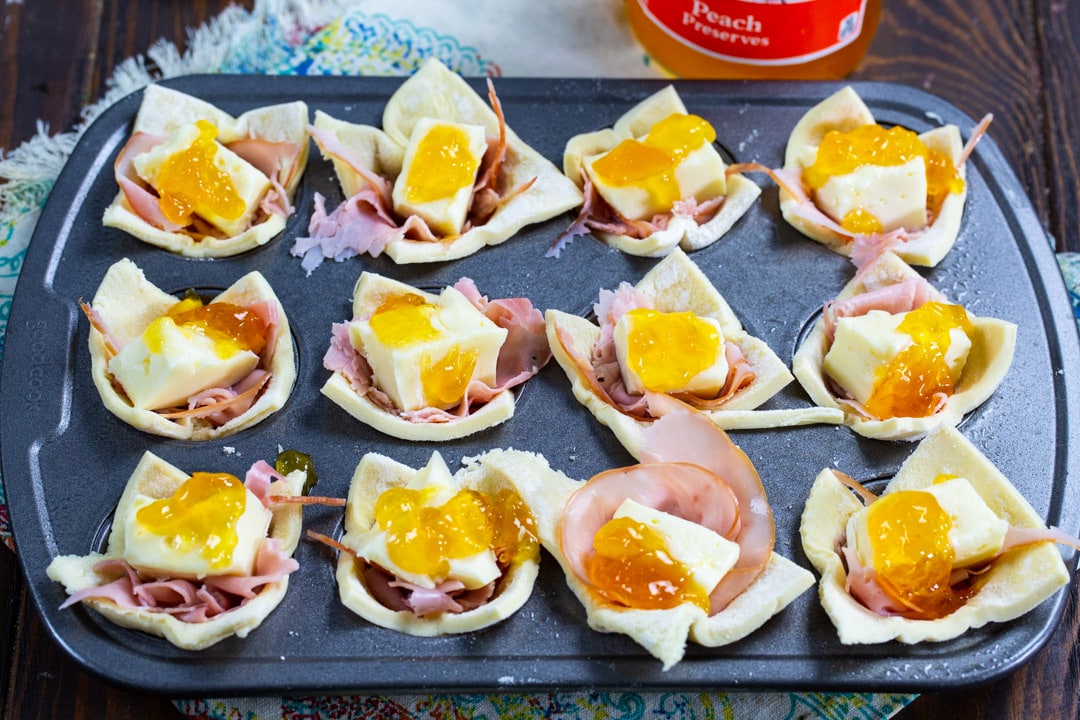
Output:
[
  {"left": 108, "top": 316, "right": 260, "bottom": 410},
  {"left": 613, "top": 498, "right": 740, "bottom": 596},
  {"left": 673, "top": 143, "right": 728, "bottom": 205},
  {"left": 392, "top": 118, "right": 488, "bottom": 236},
  {"left": 585, "top": 138, "right": 727, "bottom": 222},
  {"left": 351, "top": 287, "right": 507, "bottom": 412},
  {"left": 823, "top": 310, "right": 909, "bottom": 405},
  {"left": 122, "top": 486, "right": 271, "bottom": 580},
  {"left": 848, "top": 477, "right": 1010, "bottom": 572},
  {"left": 613, "top": 310, "right": 728, "bottom": 396},
  {"left": 814, "top": 157, "right": 928, "bottom": 233},
  {"left": 133, "top": 122, "right": 272, "bottom": 237},
  {"left": 822, "top": 308, "right": 972, "bottom": 406},
  {"left": 447, "top": 551, "right": 502, "bottom": 590}
]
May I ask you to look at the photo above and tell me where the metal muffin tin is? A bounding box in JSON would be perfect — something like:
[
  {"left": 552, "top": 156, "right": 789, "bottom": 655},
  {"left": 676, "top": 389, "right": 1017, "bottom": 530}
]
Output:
[{"left": 2, "top": 75, "right": 1077, "bottom": 696}]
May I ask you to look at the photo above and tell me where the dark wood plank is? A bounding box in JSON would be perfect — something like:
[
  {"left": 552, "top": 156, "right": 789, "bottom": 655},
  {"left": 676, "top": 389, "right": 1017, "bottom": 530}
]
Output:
[
  {"left": 852, "top": 0, "right": 1051, "bottom": 249},
  {"left": 0, "top": 0, "right": 96, "bottom": 152},
  {"left": 1037, "top": 0, "right": 1080, "bottom": 252}
]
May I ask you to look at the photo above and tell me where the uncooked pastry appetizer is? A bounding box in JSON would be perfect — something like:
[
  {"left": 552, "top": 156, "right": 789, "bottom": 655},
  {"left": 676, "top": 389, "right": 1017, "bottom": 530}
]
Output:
[
  {"left": 292, "top": 58, "right": 582, "bottom": 269},
  {"left": 47, "top": 452, "right": 306, "bottom": 650},
  {"left": 801, "top": 425, "right": 1076, "bottom": 644},
  {"left": 550, "top": 85, "right": 760, "bottom": 258},
  {"left": 488, "top": 411, "right": 813, "bottom": 669},
  {"left": 322, "top": 271, "right": 550, "bottom": 441},
  {"left": 326, "top": 450, "right": 540, "bottom": 636},
  {"left": 546, "top": 247, "right": 839, "bottom": 453},
  {"left": 83, "top": 258, "right": 296, "bottom": 441},
  {"left": 103, "top": 84, "right": 309, "bottom": 257},
  {"left": 755, "top": 85, "right": 990, "bottom": 267},
  {"left": 792, "top": 251, "right": 1016, "bottom": 441}
]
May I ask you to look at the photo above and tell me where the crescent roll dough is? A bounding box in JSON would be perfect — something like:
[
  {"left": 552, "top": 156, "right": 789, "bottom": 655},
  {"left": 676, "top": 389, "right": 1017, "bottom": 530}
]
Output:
[
  {"left": 47, "top": 452, "right": 305, "bottom": 650},
  {"left": 557, "top": 85, "right": 760, "bottom": 258},
  {"left": 86, "top": 258, "right": 296, "bottom": 440},
  {"left": 334, "top": 450, "right": 540, "bottom": 636},
  {"left": 294, "top": 58, "right": 582, "bottom": 267},
  {"left": 780, "top": 86, "right": 972, "bottom": 267},
  {"left": 792, "top": 251, "right": 1016, "bottom": 441},
  {"left": 801, "top": 425, "right": 1070, "bottom": 644}
]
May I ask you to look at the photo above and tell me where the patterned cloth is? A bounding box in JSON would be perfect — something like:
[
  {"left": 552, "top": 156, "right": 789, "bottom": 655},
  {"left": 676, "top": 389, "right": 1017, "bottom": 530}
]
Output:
[{"left": 1, "top": 1, "right": 1077, "bottom": 718}]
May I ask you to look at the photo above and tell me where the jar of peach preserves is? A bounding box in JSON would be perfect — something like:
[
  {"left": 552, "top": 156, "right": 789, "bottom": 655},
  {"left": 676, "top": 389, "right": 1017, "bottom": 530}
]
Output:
[{"left": 626, "top": 0, "right": 882, "bottom": 79}]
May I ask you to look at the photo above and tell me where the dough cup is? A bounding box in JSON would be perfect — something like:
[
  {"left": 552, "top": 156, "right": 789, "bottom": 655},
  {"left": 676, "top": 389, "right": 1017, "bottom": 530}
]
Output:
[
  {"left": 800, "top": 425, "right": 1070, "bottom": 644},
  {"left": 46, "top": 452, "right": 305, "bottom": 650}
]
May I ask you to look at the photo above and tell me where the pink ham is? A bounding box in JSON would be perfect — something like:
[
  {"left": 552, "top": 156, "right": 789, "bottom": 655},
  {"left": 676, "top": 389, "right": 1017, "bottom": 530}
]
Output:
[
  {"left": 113, "top": 132, "right": 184, "bottom": 232},
  {"left": 453, "top": 278, "right": 551, "bottom": 385},
  {"left": 226, "top": 138, "right": 303, "bottom": 189},
  {"left": 638, "top": 411, "right": 775, "bottom": 612},
  {"left": 362, "top": 563, "right": 498, "bottom": 617},
  {"left": 244, "top": 460, "right": 286, "bottom": 507},
  {"left": 559, "top": 412, "right": 774, "bottom": 615},
  {"left": 822, "top": 276, "right": 934, "bottom": 340},
  {"left": 59, "top": 537, "right": 298, "bottom": 623}
]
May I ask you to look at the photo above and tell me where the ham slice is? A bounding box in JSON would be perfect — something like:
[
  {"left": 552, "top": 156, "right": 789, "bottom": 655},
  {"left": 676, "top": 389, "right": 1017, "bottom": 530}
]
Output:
[
  {"left": 822, "top": 276, "right": 934, "bottom": 340},
  {"left": 361, "top": 562, "right": 497, "bottom": 617},
  {"left": 113, "top": 132, "right": 184, "bottom": 232},
  {"left": 59, "top": 538, "right": 298, "bottom": 623},
  {"left": 560, "top": 412, "right": 774, "bottom": 614},
  {"left": 639, "top": 412, "right": 775, "bottom": 612}
]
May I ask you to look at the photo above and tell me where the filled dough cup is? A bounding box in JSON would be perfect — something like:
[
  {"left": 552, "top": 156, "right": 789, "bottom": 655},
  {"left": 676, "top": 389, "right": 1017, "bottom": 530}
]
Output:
[
  {"left": 776, "top": 86, "right": 988, "bottom": 268},
  {"left": 552, "top": 85, "right": 760, "bottom": 258},
  {"left": 792, "top": 251, "right": 1016, "bottom": 441},
  {"left": 546, "top": 247, "right": 840, "bottom": 457},
  {"left": 292, "top": 58, "right": 582, "bottom": 269},
  {"left": 321, "top": 271, "right": 549, "bottom": 442},
  {"left": 103, "top": 84, "right": 309, "bottom": 257},
  {"left": 47, "top": 452, "right": 307, "bottom": 650},
  {"left": 84, "top": 258, "right": 296, "bottom": 440},
  {"left": 331, "top": 450, "right": 541, "bottom": 636},
  {"left": 800, "top": 425, "right": 1073, "bottom": 644},
  {"left": 492, "top": 412, "right": 813, "bottom": 669}
]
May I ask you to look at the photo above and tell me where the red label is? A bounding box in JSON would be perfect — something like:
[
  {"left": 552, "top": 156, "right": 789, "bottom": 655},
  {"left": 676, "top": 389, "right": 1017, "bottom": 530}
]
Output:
[{"left": 637, "top": 0, "right": 868, "bottom": 65}]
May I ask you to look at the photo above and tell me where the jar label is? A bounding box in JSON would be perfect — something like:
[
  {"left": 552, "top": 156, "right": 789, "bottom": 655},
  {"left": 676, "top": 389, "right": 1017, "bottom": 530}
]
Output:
[{"left": 637, "top": 0, "right": 869, "bottom": 66}]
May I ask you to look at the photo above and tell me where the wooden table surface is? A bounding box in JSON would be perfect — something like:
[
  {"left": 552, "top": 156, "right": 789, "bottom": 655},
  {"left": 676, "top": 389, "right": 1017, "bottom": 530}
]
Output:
[{"left": 1, "top": 1, "right": 1077, "bottom": 718}]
